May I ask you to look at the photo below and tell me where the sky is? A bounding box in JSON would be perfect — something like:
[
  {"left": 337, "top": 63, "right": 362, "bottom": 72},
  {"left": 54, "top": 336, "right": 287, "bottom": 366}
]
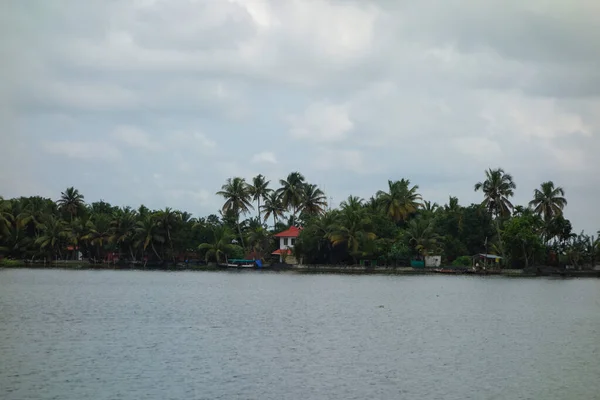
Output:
[{"left": 1, "top": 0, "right": 599, "bottom": 234}]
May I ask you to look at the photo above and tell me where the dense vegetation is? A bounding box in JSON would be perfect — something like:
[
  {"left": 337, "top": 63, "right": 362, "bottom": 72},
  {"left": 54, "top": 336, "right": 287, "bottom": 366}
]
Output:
[{"left": 1, "top": 169, "right": 598, "bottom": 269}]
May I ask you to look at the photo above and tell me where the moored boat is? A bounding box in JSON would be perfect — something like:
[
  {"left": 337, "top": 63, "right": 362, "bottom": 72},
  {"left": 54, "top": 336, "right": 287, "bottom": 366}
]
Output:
[{"left": 218, "top": 259, "right": 265, "bottom": 269}]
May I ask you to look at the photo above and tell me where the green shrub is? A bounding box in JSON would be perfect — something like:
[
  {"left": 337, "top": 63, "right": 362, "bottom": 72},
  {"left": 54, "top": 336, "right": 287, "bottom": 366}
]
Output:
[
  {"left": 452, "top": 255, "right": 472, "bottom": 267},
  {"left": 0, "top": 259, "right": 22, "bottom": 267}
]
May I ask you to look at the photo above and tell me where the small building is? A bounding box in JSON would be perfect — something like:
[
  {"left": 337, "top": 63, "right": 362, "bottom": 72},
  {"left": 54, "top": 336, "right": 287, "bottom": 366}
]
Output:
[
  {"left": 272, "top": 226, "right": 302, "bottom": 264},
  {"left": 472, "top": 253, "right": 502, "bottom": 268}
]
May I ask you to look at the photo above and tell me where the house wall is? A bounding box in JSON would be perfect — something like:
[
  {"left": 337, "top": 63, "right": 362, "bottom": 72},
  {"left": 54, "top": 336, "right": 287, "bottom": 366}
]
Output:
[
  {"left": 425, "top": 255, "right": 441, "bottom": 267},
  {"left": 279, "top": 237, "right": 296, "bottom": 250}
]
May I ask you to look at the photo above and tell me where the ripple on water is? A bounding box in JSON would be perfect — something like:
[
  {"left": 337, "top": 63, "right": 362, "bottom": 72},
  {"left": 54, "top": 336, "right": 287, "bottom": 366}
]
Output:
[{"left": 0, "top": 269, "right": 599, "bottom": 400}]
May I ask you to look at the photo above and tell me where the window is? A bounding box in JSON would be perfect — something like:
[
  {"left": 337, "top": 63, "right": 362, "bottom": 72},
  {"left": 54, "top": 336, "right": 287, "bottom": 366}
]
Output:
[
  {"left": 284, "top": 238, "right": 288, "bottom": 246},
  {"left": 291, "top": 239, "right": 295, "bottom": 246}
]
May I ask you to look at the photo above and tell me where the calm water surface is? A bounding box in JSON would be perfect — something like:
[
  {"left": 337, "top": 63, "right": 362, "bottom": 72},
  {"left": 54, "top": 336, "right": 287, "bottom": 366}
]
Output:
[{"left": 1, "top": 269, "right": 599, "bottom": 400}]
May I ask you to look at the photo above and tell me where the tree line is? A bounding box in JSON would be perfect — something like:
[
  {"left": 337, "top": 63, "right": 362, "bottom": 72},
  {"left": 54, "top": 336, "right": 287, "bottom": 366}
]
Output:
[{"left": 0, "top": 168, "right": 598, "bottom": 268}]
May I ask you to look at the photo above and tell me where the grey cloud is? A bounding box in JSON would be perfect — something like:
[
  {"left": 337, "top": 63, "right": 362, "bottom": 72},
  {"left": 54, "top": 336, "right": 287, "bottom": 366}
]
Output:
[{"left": 1, "top": 0, "right": 599, "bottom": 234}]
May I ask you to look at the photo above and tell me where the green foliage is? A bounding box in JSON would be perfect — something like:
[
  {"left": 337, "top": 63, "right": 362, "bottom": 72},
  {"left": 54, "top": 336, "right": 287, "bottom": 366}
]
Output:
[
  {"left": 501, "top": 214, "right": 545, "bottom": 268},
  {"left": 0, "top": 170, "right": 595, "bottom": 270},
  {"left": 452, "top": 256, "right": 472, "bottom": 267}
]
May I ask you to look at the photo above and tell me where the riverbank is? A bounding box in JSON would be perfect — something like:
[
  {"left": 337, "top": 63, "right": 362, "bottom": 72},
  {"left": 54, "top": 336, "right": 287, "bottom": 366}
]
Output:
[{"left": 2, "top": 260, "right": 599, "bottom": 277}]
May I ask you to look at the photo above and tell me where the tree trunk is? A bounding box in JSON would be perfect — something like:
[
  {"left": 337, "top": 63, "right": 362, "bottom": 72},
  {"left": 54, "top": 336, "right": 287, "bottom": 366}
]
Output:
[
  {"left": 129, "top": 245, "right": 135, "bottom": 262},
  {"left": 167, "top": 229, "right": 176, "bottom": 263},
  {"left": 522, "top": 241, "right": 529, "bottom": 269},
  {"left": 494, "top": 216, "right": 505, "bottom": 267},
  {"left": 257, "top": 199, "right": 261, "bottom": 222},
  {"left": 151, "top": 242, "right": 162, "bottom": 261},
  {"left": 236, "top": 215, "right": 246, "bottom": 251}
]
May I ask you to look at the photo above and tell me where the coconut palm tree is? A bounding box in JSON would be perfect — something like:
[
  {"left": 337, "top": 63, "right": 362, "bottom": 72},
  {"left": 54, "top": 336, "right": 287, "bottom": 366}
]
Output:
[
  {"left": 83, "top": 214, "right": 113, "bottom": 261},
  {"left": 406, "top": 217, "right": 441, "bottom": 264},
  {"left": 376, "top": 179, "right": 422, "bottom": 223},
  {"left": 246, "top": 225, "right": 272, "bottom": 260},
  {"left": 474, "top": 168, "right": 516, "bottom": 218},
  {"left": 0, "top": 197, "right": 14, "bottom": 239},
  {"left": 474, "top": 168, "right": 516, "bottom": 264},
  {"left": 529, "top": 181, "right": 567, "bottom": 222},
  {"left": 261, "top": 191, "right": 285, "bottom": 228},
  {"left": 329, "top": 196, "right": 376, "bottom": 264},
  {"left": 35, "top": 215, "right": 68, "bottom": 260},
  {"left": 56, "top": 187, "right": 85, "bottom": 221},
  {"left": 277, "top": 172, "right": 306, "bottom": 223},
  {"left": 198, "top": 226, "right": 236, "bottom": 263},
  {"left": 156, "top": 207, "right": 179, "bottom": 261},
  {"left": 111, "top": 207, "right": 138, "bottom": 261},
  {"left": 301, "top": 184, "right": 328, "bottom": 216},
  {"left": 249, "top": 174, "right": 272, "bottom": 222},
  {"left": 135, "top": 214, "right": 165, "bottom": 261},
  {"left": 216, "top": 177, "right": 253, "bottom": 250}
]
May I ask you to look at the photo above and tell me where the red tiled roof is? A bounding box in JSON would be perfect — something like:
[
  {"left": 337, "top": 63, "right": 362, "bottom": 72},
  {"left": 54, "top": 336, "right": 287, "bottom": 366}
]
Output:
[
  {"left": 273, "top": 226, "right": 302, "bottom": 238},
  {"left": 272, "top": 248, "right": 292, "bottom": 255}
]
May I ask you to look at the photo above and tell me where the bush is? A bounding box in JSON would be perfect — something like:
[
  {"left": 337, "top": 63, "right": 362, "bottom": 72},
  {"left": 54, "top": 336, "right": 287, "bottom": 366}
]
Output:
[
  {"left": 452, "top": 255, "right": 472, "bottom": 267},
  {"left": 0, "top": 258, "right": 22, "bottom": 267}
]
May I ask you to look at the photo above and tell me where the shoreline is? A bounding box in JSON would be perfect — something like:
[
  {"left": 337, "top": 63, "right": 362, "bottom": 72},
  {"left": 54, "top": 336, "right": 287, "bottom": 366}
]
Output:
[{"left": 2, "top": 262, "right": 599, "bottom": 277}]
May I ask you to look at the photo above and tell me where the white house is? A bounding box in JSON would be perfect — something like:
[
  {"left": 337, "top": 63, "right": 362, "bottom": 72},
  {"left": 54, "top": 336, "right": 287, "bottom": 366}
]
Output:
[{"left": 271, "top": 226, "right": 302, "bottom": 264}]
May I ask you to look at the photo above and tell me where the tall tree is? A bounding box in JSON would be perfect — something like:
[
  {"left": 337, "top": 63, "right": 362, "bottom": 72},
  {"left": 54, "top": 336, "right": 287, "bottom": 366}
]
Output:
[
  {"left": 56, "top": 187, "right": 85, "bottom": 221},
  {"left": 135, "top": 214, "right": 164, "bottom": 261},
  {"left": 261, "top": 191, "right": 285, "bottom": 228},
  {"left": 198, "top": 226, "right": 236, "bottom": 263},
  {"left": 474, "top": 168, "right": 516, "bottom": 218},
  {"left": 277, "top": 172, "right": 306, "bottom": 224},
  {"left": 156, "top": 207, "right": 179, "bottom": 262},
  {"left": 301, "top": 184, "right": 328, "bottom": 216},
  {"left": 529, "top": 181, "right": 567, "bottom": 222},
  {"left": 35, "top": 215, "right": 68, "bottom": 260},
  {"left": 329, "top": 196, "right": 376, "bottom": 263},
  {"left": 249, "top": 174, "right": 272, "bottom": 222},
  {"left": 376, "top": 179, "right": 422, "bottom": 223},
  {"left": 474, "top": 168, "right": 516, "bottom": 264},
  {"left": 406, "top": 217, "right": 441, "bottom": 264},
  {"left": 216, "top": 177, "right": 253, "bottom": 251}
]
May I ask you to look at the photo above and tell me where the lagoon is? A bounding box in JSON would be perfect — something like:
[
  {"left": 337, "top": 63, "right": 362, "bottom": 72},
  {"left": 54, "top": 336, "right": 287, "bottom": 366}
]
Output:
[{"left": 1, "top": 269, "right": 599, "bottom": 399}]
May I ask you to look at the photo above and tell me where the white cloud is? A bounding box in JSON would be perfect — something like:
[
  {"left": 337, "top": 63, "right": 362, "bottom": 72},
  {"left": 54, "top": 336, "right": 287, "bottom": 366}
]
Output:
[
  {"left": 251, "top": 151, "right": 277, "bottom": 164},
  {"left": 2, "top": 0, "right": 600, "bottom": 234},
  {"left": 312, "top": 148, "right": 373, "bottom": 175},
  {"left": 288, "top": 101, "right": 354, "bottom": 143},
  {"left": 43, "top": 141, "right": 121, "bottom": 161},
  {"left": 112, "top": 125, "right": 160, "bottom": 151}
]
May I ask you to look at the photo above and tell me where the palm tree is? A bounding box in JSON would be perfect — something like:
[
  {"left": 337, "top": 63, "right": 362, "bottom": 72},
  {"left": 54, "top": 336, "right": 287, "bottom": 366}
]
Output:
[
  {"left": 246, "top": 225, "right": 272, "bottom": 260},
  {"left": 249, "top": 174, "right": 272, "bottom": 222},
  {"left": 35, "top": 215, "right": 68, "bottom": 260},
  {"left": 474, "top": 168, "right": 516, "bottom": 264},
  {"left": 56, "top": 187, "right": 85, "bottom": 221},
  {"left": 277, "top": 172, "right": 306, "bottom": 223},
  {"left": 529, "top": 181, "right": 567, "bottom": 222},
  {"left": 156, "top": 207, "right": 179, "bottom": 262},
  {"left": 198, "top": 226, "right": 236, "bottom": 263},
  {"left": 83, "top": 214, "right": 113, "bottom": 261},
  {"left": 0, "top": 197, "right": 14, "bottom": 240},
  {"left": 111, "top": 207, "right": 138, "bottom": 261},
  {"left": 406, "top": 217, "right": 440, "bottom": 265},
  {"left": 376, "top": 179, "right": 422, "bottom": 223},
  {"left": 474, "top": 168, "right": 516, "bottom": 219},
  {"left": 301, "top": 184, "right": 328, "bottom": 216},
  {"left": 216, "top": 177, "right": 253, "bottom": 251},
  {"left": 261, "top": 191, "right": 285, "bottom": 228},
  {"left": 135, "top": 214, "right": 164, "bottom": 261},
  {"left": 68, "top": 215, "right": 90, "bottom": 260},
  {"left": 329, "top": 196, "right": 376, "bottom": 264}
]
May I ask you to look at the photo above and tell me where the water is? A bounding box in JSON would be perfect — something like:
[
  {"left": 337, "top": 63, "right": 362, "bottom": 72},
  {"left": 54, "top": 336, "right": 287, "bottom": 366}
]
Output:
[{"left": 1, "top": 269, "right": 599, "bottom": 400}]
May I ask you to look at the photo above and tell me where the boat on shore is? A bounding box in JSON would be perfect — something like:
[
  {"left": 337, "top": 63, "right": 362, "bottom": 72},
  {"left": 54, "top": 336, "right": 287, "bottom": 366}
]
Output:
[{"left": 218, "top": 259, "right": 266, "bottom": 269}]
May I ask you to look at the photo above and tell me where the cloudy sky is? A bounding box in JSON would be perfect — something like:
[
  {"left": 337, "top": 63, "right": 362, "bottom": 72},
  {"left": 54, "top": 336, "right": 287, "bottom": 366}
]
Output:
[{"left": 1, "top": 0, "right": 599, "bottom": 233}]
